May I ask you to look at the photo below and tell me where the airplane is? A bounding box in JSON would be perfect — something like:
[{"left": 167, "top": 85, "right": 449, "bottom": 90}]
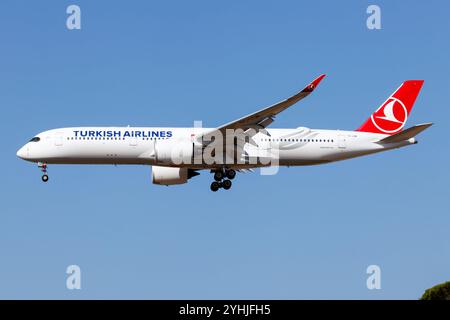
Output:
[{"left": 16, "top": 75, "right": 432, "bottom": 191}]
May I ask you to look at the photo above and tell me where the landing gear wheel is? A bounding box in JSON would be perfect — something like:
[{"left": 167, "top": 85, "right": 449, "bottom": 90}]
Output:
[
  {"left": 38, "top": 163, "right": 48, "bottom": 182},
  {"left": 210, "top": 181, "right": 220, "bottom": 192},
  {"left": 222, "top": 179, "right": 232, "bottom": 190},
  {"left": 225, "top": 169, "right": 236, "bottom": 180},
  {"left": 214, "top": 171, "right": 224, "bottom": 181}
]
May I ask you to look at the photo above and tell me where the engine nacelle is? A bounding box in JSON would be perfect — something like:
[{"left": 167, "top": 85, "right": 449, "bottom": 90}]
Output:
[
  {"left": 152, "top": 166, "right": 199, "bottom": 185},
  {"left": 152, "top": 166, "right": 188, "bottom": 185},
  {"left": 155, "top": 140, "right": 193, "bottom": 165}
]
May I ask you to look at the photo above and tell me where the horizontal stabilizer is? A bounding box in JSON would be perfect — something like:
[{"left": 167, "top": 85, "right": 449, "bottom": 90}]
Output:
[{"left": 377, "top": 123, "right": 433, "bottom": 144}]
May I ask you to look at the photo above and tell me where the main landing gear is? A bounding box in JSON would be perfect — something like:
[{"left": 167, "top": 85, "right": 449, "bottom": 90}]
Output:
[
  {"left": 38, "top": 162, "right": 49, "bottom": 182},
  {"left": 210, "top": 168, "right": 235, "bottom": 192}
]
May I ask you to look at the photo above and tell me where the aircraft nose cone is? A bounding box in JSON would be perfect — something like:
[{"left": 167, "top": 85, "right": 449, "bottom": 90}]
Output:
[{"left": 16, "top": 146, "right": 27, "bottom": 159}]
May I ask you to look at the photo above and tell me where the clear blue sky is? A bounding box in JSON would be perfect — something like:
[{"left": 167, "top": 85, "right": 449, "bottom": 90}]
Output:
[{"left": 1, "top": 0, "right": 449, "bottom": 299}]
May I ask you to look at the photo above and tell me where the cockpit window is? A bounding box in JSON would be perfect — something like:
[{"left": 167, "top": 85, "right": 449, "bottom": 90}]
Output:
[{"left": 29, "top": 137, "right": 40, "bottom": 142}]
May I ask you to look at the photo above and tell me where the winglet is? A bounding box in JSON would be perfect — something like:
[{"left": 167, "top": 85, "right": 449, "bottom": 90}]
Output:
[{"left": 302, "top": 74, "right": 326, "bottom": 93}]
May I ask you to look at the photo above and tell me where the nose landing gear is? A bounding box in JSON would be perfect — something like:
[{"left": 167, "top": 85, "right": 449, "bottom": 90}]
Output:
[
  {"left": 38, "top": 162, "right": 49, "bottom": 182},
  {"left": 210, "top": 168, "right": 236, "bottom": 192}
]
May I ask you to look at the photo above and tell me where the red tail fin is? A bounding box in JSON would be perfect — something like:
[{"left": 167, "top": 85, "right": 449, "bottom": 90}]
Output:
[{"left": 356, "top": 80, "right": 424, "bottom": 135}]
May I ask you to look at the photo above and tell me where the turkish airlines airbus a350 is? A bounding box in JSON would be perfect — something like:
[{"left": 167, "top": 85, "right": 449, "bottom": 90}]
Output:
[{"left": 17, "top": 75, "right": 432, "bottom": 191}]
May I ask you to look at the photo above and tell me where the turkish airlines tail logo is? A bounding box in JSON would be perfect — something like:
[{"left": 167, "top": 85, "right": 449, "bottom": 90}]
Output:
[
  {"left": 357, "top": 80, "right": 424, "bottom": 135},
  {"left": 376, "top": 100, "right": 404, "bottom": 124},
  {"left": 371, "top": 98, "right": 408, "bottom": 133}
]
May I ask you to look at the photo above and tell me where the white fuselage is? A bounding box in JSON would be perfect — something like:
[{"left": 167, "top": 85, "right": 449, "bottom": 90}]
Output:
[{"left": 16, "top": 126, "right": 415, "bottom": 168}]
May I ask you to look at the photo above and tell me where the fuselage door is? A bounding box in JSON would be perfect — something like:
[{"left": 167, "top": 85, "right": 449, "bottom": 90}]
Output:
[
  {"left": 337, "top": 134, "right": 346, "bottom": 150},
  {"left": 54, "top": 133, "right": 63, "bottom": 146}
]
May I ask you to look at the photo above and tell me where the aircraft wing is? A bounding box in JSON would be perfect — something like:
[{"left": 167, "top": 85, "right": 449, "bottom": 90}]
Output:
[{"left": 196, "top": 74, "right": 326, "bottom": 142}]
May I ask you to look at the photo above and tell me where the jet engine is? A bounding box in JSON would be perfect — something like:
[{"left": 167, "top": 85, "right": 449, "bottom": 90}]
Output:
[{"left": 151, "top": 166, "right": 199, "bottom": 185}]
